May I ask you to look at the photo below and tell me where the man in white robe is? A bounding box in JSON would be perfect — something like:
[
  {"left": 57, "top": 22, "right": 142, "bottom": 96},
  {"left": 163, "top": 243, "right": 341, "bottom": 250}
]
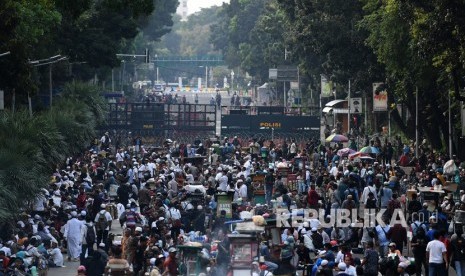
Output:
[{"left": 63, "top": 211, "right": 84, "bottom": 261}]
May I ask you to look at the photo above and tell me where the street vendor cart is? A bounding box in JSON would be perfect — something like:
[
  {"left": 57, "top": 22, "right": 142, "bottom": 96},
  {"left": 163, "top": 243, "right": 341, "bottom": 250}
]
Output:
[
  {"left": 252, "top": 173, "right": 266, "bottom": 204},
  {"left": 177, "top": 245, "right": 203, "bottom": 276},
  {"left": 228, "top": 233, "right": 259, "bottom": 276}
]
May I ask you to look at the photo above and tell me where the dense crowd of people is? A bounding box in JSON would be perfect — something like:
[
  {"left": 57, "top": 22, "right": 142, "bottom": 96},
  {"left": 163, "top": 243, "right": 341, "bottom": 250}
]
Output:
[{"left": 0, "top": 132, "right": 464, "bottom": 276}]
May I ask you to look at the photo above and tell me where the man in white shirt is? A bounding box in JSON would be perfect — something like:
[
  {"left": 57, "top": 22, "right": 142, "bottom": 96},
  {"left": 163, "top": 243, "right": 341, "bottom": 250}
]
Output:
[
  {"left": 147, "top": 159, "right": 156, "bottom": 177},
  {"left": 238, "top": 180, "right": 248, "bottom": 201},
  {"left": 305, "top": 168, "right": 311, "bottom": 185},
  {"left": 166, "top": 205, "right": 181, "bottom": 220},
  {"left": 344, "top": 255, "right": 357, "bottom": 275},
  {"left": 47, "top": 241, "right": 64, "bottom": 267},
  {"left": 33, "top": 192, "right": 47, "bottom": 215},
  {"left": 218, "top": 173, "right": 229, "bottom": 192},
  {"left": 215, "top": 167, "right": 223, "bottom": 182},
  {"left": 115, "top": 149, "right": 124, "bottom": 164},
  {"left": 329, "top": 165, "right": 339, "bottom": 177},
  {"left": 0, "top": 243, "right": 12, "bottom": 257},
  {"left": 361, "top": 183, "right": 377, "bottom": 204},
  {"left": 244, "top": 161, "right": 253, "bottom": 178},
  {"left": 426, "top": 231, "right": 448, "bottom": 275},
  {"left": 100, "top": 132, "right": 111, "bottom": 148},
  {"left": 360, "top": 166, "right": 367, "bottom": 178},
  {"left": 138, "top": 162, "right": 147, "bottom": 180},
  {"left": 289, "top": 141, "right": 297, "bottom": 158}
]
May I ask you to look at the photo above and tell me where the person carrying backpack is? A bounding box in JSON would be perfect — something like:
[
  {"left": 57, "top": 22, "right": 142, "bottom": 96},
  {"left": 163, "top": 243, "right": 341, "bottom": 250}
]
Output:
[
  {"left": 119, "top": 204, "right": 141, "bottom": 231},
  {"left": 345, "top": 184, "right": 359, "bottom": 206},
  {"left": 81, "top": 216, "right": 96, "bottom": 263},
  {"left": 94, "top": 204, "right": 112, "bottom": 251},
  {"left": 411, "top": 214, "right": 428, "bottom": 238}
]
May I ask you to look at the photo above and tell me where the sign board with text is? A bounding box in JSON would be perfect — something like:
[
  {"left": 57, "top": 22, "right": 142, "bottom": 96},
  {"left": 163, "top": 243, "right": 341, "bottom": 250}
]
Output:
[
  {"left": 277, "top": 66, "right": 298, "bottom": 81},
  {"left": 217, "top": 194, "right": 232, "bottom": 218}
]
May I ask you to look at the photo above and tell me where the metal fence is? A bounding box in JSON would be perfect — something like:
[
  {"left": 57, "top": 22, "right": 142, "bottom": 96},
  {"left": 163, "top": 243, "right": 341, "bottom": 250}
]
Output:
[{"left": 104, "top": 102, "right": 217, "bottom": 137}]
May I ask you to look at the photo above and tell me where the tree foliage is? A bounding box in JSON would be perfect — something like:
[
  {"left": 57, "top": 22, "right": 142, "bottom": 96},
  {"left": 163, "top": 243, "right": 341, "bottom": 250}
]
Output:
[
  {"left": 0, "top": 82, "right": 105, "bottom": 221},
  {"left": 0, "top": 0, "right": 178, "bottom": 108},
  {"left": 359, "top": 0, "right": 463, "bottom": 148},
  {"left": 0, "top": 0, "right": 61, "bottom": 99},
  {"left": 240, "top": 0, "right": 289, "bottom": 82},
  {"left": 208, "top": 0, "right": 465, "bottom": 148},
  {"left": 210, "top": 0, "right": 267, "bottom": 68},
  {"left": 277, "top": 0, "right": 382, "bottom": 92}
]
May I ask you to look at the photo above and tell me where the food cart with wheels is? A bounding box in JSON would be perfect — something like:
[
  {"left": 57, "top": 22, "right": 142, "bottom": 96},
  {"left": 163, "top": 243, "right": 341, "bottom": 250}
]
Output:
[
  {"left": 177, "top": 245, "right": 203, "bottom": 276},
  {"left": 228, "top": 232, "right": 260, "bottom": 276}
]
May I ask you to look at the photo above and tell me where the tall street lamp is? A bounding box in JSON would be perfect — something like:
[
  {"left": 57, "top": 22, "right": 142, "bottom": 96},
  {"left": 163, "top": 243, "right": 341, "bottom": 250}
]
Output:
[{"left": 231, "top": 70, "right": 235, "bottom": 91}]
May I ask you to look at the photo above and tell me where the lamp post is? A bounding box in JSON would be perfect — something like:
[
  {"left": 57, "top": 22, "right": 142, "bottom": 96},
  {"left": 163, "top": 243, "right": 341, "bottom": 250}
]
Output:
[
  {"left": 415, "top": 86, "right": 419, "bottom": 158},
  {"left": 449, "top": 89, "right": 453, "bottom": 158},
  {"left": 332, "top": 87, "right": 337, "bottom": 128},
  {"left": 364, "top": 90, "right": 368, "bottom": 132},
  {"left": 348, "top": 80, "right": 351, "bottom": 136},
  {"left": 388, "top": 109, "right": 391, "bottom": 138},
  {"left": 155, "top": 55, "right": 159, "bottom": 83},
  {"left": 231, "top": 70, "right": 235, "bottom": 91},
  {"left": 205, "top": 66, "right": 208, "bottom": 90}
]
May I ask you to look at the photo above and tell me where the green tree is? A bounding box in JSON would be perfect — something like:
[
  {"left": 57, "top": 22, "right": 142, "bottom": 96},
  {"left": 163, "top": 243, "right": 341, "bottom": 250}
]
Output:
[
  {"left": 240, "top": 0, "right": 288, "bottom": 82},
  {"left": 0, "top": 82, "right": 105, "bottom": 222},
  {"left": 0, "top": 110, "right": 61, "bottom": 221},
  {"left": 277, "top": 0, "right": 382, "bottom": 93},
  {"left": 360, "top": 0, "right": 456, "bottom": 148},
  {"left": 210, "top": 0, "right": 267, "bottom": 68},
  {"left": 0, "top": 0, "right": 61, "bottom": 107}
]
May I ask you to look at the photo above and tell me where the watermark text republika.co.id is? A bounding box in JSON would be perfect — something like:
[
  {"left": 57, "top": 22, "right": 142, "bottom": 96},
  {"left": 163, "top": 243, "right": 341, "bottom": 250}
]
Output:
[{"left": 276, "top": 208, "right": 436, "bottom": 228}]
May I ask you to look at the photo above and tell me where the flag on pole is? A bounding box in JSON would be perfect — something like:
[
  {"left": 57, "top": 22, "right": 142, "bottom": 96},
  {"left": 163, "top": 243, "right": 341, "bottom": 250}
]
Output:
[{"left": 321, "top": 75, "right": 333, "bottom": 98}]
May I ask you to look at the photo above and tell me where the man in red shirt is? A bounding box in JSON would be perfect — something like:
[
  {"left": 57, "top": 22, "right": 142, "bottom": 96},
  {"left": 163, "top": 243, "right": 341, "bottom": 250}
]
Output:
[
  {"left": 307, "top": 184, "right": 319, "bottom": 209},
  {"left": 164, "top": 247, "right": 179, "bottom": 276},
  {"left": 76, "top": 186, "right": 87, "bottom": 211},
  {"left": 0, "top": 250, "right": 10, "bottom": 270}
]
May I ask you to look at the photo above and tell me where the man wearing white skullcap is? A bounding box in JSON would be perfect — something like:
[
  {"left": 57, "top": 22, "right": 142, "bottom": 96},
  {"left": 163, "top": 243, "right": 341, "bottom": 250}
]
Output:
[{"left": 63, "top": 209, "right": 84, "bottom": 261}]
